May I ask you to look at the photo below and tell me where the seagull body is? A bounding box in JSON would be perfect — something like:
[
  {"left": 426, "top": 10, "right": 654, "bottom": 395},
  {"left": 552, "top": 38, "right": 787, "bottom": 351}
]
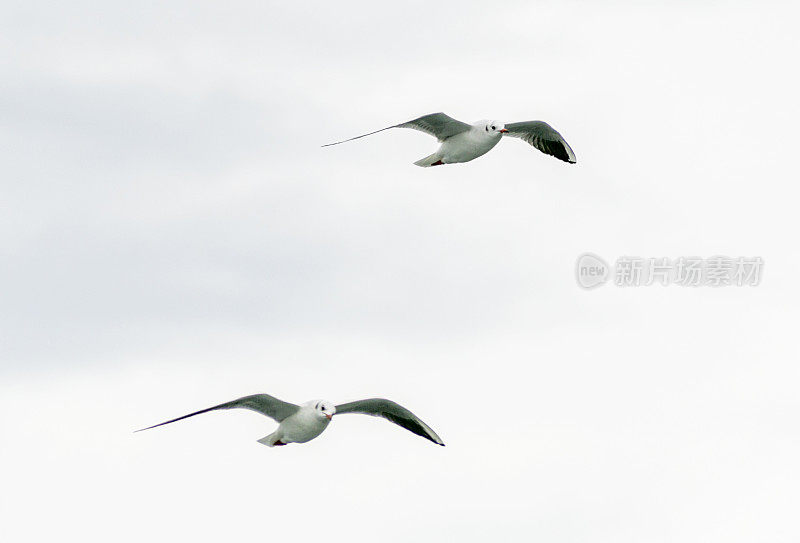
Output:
[
  {"left": 421, "top": 122, "right": 503, "bottom": 166},
  {"left": 261, "top": 400, "right": 331, "bottom": 446},
  {"left": 136, "top": 393, "right": 445, "bottom": 447},
  {"left": 323, "top": 112, "right": 576, "bottom": 167}
]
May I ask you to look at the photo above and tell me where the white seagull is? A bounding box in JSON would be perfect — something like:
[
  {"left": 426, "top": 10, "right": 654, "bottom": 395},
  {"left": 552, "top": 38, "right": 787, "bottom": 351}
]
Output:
[
  {"left": 323, "top": 112, "right": 576, "bottom": 167},
  {"left": 136, "top": 393, "right": 445, "bottom": 447}
]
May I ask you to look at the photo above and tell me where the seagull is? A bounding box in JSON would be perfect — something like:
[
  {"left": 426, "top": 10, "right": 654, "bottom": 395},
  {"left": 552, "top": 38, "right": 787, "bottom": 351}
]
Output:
[
  {"left": 322, "top": 112, "right": 576, "bottom": 167},
  {"left": 135, "top": 393, "right": 445, "bottom": 447}
]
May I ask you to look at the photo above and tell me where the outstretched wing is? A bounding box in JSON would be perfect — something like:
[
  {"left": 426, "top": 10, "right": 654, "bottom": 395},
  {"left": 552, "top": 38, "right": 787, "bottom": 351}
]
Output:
[
  {"left": 322, "top": 112, "right": 471, "bottom": 147},
  {"left": 135, "top": 394, "right": 300, "bottom": 432},
  {"left": 334, "top": 398, "right": 445, "bottom": 446},
  {"left": 503, "top": 121, "right": 577, "bottom": 163}
]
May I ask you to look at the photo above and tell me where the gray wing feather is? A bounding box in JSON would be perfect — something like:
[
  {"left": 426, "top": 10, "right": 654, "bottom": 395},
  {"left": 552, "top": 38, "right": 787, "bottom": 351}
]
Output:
[
  {"left": 504, "top": 121, "right": 577, "bottom": 163},
  {"left": 322, "top": 112, "right": 471, "bottom": 147},
  {"left": 334, "top": 398, "right": 445, "bottom": 446},
  {"left": 395, "top": 112, "right": 472, "bottom": 141},
  {"left": 135, "top": 394, "right": 300, "bottom": 432}
]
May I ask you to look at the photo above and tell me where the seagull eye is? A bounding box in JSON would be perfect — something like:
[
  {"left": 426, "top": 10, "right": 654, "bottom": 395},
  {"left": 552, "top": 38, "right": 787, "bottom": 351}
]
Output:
[{"left": 491, "top": 125, "right": 496, "bottom": 130}]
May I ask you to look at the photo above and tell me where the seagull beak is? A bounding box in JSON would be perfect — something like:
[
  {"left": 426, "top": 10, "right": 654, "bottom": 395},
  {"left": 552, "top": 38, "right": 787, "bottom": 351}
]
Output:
[{"left": 499, "top": 129, "right": 509, "bottom": 133}]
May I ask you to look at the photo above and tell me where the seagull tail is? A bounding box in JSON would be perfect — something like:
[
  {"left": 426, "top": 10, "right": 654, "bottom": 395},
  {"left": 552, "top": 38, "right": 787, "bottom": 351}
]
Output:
[
  {"left": 413, "top": 153, "right": 443, "bottom": 167},
  {"left": 257, "top": 432, "right": 283, "bottom": 447}
]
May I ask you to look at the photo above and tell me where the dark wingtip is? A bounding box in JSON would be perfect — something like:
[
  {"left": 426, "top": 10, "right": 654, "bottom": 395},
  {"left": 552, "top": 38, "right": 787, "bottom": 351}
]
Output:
[
  {"left": 428, "top": 433, "right": 445, "bottom": 446},
  {"left": 133, "top": 424, "right": 159, "bottom": 433}
]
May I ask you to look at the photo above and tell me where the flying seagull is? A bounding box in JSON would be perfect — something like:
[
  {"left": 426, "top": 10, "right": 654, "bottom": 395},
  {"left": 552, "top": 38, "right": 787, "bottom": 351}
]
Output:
[
  {"left": 135, "top": 393, "right": 445, "bottom": 447},
  {"left": 322, "top": 112, "right": 576, "bottom": 167}
]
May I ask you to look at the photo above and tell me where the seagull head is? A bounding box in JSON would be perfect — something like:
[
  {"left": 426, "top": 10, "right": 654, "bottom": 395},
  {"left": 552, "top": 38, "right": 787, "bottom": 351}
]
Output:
[
  {"left": 482, "top": 120, "right": 508, "bottom": 136},
  {"left": 310, "top": 400, "right": 336, "bottom": 421}
]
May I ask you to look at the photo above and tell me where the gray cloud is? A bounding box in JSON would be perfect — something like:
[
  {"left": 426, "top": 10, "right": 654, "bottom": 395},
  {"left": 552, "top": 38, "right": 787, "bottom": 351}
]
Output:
[{"left": 2, "top": 2, "right": 799, "bottom": 542}]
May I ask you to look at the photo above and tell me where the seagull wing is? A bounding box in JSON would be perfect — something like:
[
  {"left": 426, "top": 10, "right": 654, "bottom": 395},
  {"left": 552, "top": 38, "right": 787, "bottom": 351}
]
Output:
[
  {"left": 503, "top": 121, "right": 577, "bottom": 163},
  {"left": 322, "top": 112, "right": 471, "bottom": 147},
  {"left": 135, "top": 394, "right": 300, "bottom": 432},
  {"left": 334, "top": 398, "right": 445, "bottom": 446}
]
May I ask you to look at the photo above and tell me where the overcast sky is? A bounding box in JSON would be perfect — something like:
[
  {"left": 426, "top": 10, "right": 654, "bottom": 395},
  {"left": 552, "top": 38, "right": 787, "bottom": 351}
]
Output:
[{"left": 2, "top": 1, "right": 800, "bottom": 542}]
